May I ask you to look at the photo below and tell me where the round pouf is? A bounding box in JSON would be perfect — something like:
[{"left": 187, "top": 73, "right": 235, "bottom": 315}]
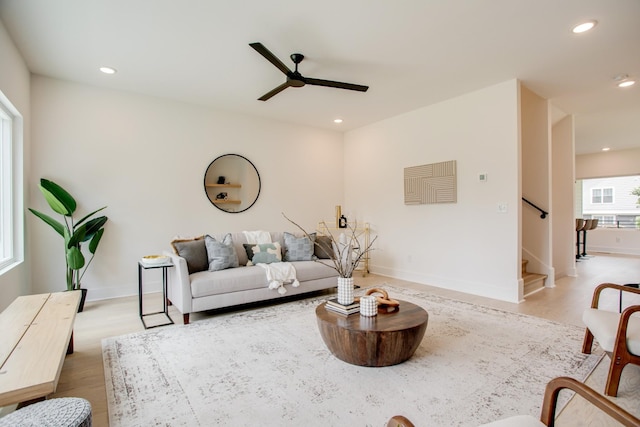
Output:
[{"left": 0, "top": 397, "right": 92, "bottom": 427}]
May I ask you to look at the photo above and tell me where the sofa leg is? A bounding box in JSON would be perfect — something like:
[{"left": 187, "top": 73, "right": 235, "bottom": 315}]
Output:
[
  {"left": 166, "top": 298, "right": 172, "bottom": 306},
  {"left": 183, "top": 313, "right": 190, "bottom": 325}
]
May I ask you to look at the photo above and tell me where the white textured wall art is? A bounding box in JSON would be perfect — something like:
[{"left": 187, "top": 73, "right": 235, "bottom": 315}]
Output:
[{"left": 404, "top": 160, "right": 457, "bottom": 205}]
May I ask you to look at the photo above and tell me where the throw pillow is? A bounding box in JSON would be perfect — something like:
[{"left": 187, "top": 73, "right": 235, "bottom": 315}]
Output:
[
  {"left": 170, "top": 236, "right": 208, "bottom": 274},
  {"left": 204, "top": 234, "right": 239, "bottom": 271},
  {"left": 243, "top": 242, "right": 282, "bottom": 265},
  {"left": 314, "top": 235, "right": 334, "bottom": 259},
  {"left": 283, "top": 232, "right": 316, "bottom": 261}
]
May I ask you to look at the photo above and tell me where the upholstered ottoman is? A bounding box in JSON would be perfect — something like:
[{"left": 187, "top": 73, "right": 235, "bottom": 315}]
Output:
[{"left": 0, "top": 397, "right": 91, "bottom": 427}]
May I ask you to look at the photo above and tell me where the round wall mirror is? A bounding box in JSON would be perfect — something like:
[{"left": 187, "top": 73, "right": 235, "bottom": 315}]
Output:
[{"left": 204, "top": 154, "right": 261, "bottom": 213}]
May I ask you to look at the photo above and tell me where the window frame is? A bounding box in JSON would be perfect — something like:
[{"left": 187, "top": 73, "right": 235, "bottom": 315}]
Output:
[
  {"left": 0, "top": 90, "right": 24, "bottom": 275},
  {"left": 591, "top": 187, "right": 614, "bottom": 204}
]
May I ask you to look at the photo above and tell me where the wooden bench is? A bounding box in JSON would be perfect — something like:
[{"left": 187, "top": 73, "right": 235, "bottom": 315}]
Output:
[{"left": 0, "top": 291, "right": 81, "bottom": 407}]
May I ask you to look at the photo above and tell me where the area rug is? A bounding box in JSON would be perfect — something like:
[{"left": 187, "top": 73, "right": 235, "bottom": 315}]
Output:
[{"left": 102, "top": 286, "right": 602, "bottom": 426}]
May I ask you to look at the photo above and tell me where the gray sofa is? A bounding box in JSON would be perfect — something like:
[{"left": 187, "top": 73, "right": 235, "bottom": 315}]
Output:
[{"left": 164, "top": 231, "right": 338, "bottom": 324}]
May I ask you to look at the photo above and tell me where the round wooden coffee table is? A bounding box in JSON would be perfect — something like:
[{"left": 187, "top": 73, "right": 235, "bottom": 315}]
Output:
[{"left": 315, "top": 300, "right": 428, "bottom": 367}]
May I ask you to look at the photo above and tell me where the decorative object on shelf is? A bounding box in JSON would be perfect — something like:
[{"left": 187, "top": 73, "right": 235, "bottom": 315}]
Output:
[
  {"left": 404, "top": 160, "right": 457, "bottom": 205},
  {"left": 337, "top": 277, "right": 355, "bottom": 305},
  {"left": 204, "top": 154, "right": 261, "bottom": 213},
  {"left": 365, "top": 288, "right": 400, "bottom": 308},
  {"left": 29, "top": 178, "right": 108, "bottom": 311},
  {"left": 339, "top": 214, "right": 347, "bottom": 228},
  {"left": 360, "top": 295, "right": 377, "bottom": 317},
  {"left": 283, "top": 213, "right": 376, "bottom": 279}
]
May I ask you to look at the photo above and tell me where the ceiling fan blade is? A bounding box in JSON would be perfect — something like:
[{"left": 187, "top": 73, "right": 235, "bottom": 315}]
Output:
[
  {"left": 258, "top": 81, "right": 292, "bottom": 101},
  {"left": 305, "top": 77, "right": 369, "bottom": 92},
  {"left": 249, "top": 42, "right": 291, "bottom": 76}
]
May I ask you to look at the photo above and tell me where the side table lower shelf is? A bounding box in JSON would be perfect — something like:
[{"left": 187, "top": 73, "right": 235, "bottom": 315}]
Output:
[{"left": 138, "top": 261, "right": 175, "bottom": 329}]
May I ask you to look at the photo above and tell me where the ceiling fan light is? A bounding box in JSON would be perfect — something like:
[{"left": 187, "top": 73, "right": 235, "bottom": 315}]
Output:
[
  {"left": 334, "top": 118, "right": 343, "bottom": 124},
  {"left": 602, "top": 147, "right": 610, "bottom": 152},
  {"left": 572, "top": 20, "right": 597, "bottom": 33},
  {"left": 618, "top": 80, "right": 636, "bottom": 88}
]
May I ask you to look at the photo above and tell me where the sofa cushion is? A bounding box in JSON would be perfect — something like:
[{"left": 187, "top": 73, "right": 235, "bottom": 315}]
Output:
[
  {"left": 291, "top": 260, "right": 338, "bottom": 282},
  {"left": 244, "top": 242, "right": 282, "bottom": 265},
  {"left": 314, "top": 235, "right": 333, "bottom": 259},
  {"left": 205, "top": 234, "right": 239, "bottom": 271},
  {"left": 170, "top": 236, "right": 208, "bottom": 274},
  {"left": 283, "top": 232, "right": 316, "bottom": 261},
  {"left": 190, "top": 266, "right": 269, "bottom": 297},
  {"left": 189, "top": 259, "right": 338, "bottom": 298}
]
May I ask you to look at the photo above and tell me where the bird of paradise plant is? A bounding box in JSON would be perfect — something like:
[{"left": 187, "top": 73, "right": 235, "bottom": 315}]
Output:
[{"left": 29, "top": 178, "right": 108, "bottom": 291}]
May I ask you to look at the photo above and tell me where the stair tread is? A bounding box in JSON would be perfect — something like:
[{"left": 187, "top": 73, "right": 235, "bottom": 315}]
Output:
[{"left": 522, "top": 272, "right": 547, "bottom": 279}]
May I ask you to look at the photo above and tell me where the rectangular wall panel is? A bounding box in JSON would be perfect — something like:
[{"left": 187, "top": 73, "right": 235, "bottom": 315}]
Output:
[{"left": 404, "top": 160, "right": 457, "bottom": 204}]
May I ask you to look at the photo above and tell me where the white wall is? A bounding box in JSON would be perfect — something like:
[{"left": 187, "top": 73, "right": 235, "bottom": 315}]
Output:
[
  {"left": 30, "top": 76, "right": 344, "bottom": 300},
  {"left": 0, "top": 20, "right": 30, "bottom": 311},
  {"left": 576, "top": 148, "right": 640, "bottom": 179},
  {"left": 344, "top": 79, "right": 522, "bottom": 302},
  {"left": 551, "top": 115, "right": 577, "bottom": 278}
]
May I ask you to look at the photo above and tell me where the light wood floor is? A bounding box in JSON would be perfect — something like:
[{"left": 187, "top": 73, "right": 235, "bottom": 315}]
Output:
[{"left": 7, "top": 253, "right": 640, "bottom": 426}]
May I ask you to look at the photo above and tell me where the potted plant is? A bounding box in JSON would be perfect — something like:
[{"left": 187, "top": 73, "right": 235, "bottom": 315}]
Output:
[
  {"left": 283, "top": 213, "right": 376, "bottom": 304},
  {"left": 29, "top": 178, "right": 108, "bottom": 311}
]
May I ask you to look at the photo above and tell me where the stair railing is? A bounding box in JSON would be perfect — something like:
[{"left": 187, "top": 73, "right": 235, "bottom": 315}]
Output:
[{"left": 522, "top": 197, "right": 548, "bottom": 219}]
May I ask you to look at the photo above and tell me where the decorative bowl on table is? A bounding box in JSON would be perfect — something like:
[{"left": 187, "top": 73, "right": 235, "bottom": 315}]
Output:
[{"left": 141, "top": 255, "right": 169, "bottom": 265}]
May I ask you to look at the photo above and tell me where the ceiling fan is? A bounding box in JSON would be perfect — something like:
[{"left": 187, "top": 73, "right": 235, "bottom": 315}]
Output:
[{"left": 249, "top": 42, "right": 369, "bottom": 101}]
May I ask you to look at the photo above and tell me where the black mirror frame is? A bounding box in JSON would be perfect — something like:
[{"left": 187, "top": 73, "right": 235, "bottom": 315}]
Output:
[{"left": 203, "top": 154, "right": 261, "bottom": 213}]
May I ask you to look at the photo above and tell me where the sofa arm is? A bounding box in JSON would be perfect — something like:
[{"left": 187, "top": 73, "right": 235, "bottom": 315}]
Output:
[{"left": 163, "top": 250, "right": 193, "bottom": 314}]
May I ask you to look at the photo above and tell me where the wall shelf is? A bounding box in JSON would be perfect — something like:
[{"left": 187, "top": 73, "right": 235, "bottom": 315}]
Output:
[
  {"left": 205, "top": 184, "right": 242, "bottom": 188},
  {"left": 213, "top": 200, "right": 241, "bottom": 204}
]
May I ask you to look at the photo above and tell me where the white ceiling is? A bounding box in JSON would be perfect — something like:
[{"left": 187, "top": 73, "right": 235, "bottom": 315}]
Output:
[{"left": 1, "top": 0, "right": 638, "bottom": 155}]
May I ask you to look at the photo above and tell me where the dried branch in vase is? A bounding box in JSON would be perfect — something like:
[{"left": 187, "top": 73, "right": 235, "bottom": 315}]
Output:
[{"left": 282, "top": 212, "right": 376, "bottom": 278}]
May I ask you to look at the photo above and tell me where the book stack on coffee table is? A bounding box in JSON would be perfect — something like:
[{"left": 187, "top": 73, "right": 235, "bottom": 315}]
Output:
[{"left": 325, "top": 298, "right": 360, "bottom": 316}]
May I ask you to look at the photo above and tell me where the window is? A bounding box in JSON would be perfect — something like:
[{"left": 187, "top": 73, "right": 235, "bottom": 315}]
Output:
[
  {"left": 591, "top": 187, "right": 614, "bottom": 204},
  {"left": 0, "top": 90, "right": 24, "bottom": 274}
]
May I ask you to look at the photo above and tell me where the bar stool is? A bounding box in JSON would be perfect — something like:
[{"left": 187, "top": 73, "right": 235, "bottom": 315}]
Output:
[
  {"left": 575, "top": 218, "right": 585, "bottom": 260},
  {"left": 582, "top": 218, "right": 598, "bottom": 257},
  {"left": 580, "top": 219, "right": 593, "bottom": 258}
]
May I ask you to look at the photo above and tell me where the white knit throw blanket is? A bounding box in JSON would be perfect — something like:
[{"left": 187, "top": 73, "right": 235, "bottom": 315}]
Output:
[
  {"left": 257, "top": 262, "right": 299, "bottom": 294},
  {"left": 243, "top": 230, "right": 272, "bottom": 244}
]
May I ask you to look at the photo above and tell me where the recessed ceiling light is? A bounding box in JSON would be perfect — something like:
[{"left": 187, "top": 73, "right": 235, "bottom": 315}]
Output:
[
  {"left": 602, "top": 147, "right": 611, "bottom": 152},
  {"left": 572, "top": 20, "right": 597, "bottom": 34},
  {"left": 99, "top": 66, "right": 117, "bottom": 75},
  {"left": 334, "top": 118, "right": 343, "bottom": 124},
  {"left": 618, "top": 80, "right": 636, "bottom": 88}
]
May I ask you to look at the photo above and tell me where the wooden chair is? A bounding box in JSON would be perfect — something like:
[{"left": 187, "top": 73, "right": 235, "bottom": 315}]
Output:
[
  {"left": 386, "top": 377, "right": 640, "bottom": 427},
  {"left": 582, "top": 282, "right": 640, "bottom": 396}
]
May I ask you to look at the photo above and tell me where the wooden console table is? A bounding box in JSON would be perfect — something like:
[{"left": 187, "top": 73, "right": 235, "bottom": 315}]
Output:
[{"left": 0, "top": 291, "right": 81, "bottom": 406}]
